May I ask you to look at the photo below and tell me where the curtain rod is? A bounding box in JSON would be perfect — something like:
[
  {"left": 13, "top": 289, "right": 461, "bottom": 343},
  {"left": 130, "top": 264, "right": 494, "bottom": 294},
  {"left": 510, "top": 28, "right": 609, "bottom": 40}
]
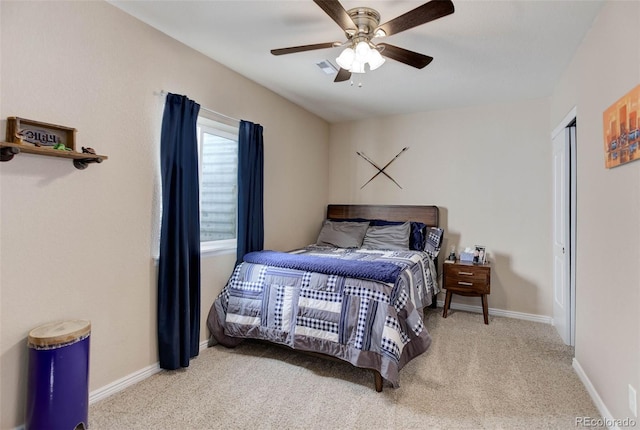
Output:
[{"left": 157, "top": 90, "right": 240, "bottom": 124}]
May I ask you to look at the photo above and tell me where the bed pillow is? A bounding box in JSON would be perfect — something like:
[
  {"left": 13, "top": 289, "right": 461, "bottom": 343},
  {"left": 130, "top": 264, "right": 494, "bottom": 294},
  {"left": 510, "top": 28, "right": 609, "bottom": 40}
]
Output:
[
  {"left": 410, "top": 222, "right": 427, "bottom": 251},
  {"left": 316, "top": 220, "right": 369, "bottom": 248},
  {"left": 362, "top": 222, "right": 410, "bottom": 251},
  {"left": 369, "top": 220, "right": 426, "bottom": 251},
  {"left": 424, "top": 227, "right": 444, "bottom": 259}
]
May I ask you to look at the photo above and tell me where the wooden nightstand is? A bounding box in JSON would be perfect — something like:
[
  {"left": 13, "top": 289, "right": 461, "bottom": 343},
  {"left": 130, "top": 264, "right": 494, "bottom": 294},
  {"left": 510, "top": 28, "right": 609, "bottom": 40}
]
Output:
[{"left": 442, "top": 261, "right": 491, "bottom": 324}]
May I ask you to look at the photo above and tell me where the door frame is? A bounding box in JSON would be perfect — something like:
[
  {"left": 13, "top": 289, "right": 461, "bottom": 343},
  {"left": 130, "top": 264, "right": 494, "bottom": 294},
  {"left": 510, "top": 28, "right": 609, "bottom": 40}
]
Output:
[{"left": 552, "top": 106, "right": 577, "bottom": 346}]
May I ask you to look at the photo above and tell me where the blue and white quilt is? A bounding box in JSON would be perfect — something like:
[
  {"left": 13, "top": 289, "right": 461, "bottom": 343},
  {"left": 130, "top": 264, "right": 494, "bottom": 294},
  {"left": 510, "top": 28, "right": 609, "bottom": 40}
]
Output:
[{"left": 207, "top": 246, "right": 436, "bottom": 387}]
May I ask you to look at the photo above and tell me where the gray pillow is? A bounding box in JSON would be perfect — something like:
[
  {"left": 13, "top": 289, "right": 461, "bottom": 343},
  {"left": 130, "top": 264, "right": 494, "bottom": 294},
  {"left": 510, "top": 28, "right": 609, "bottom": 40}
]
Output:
[
  {"left": 316, "top": 220, "right": 370, "bottom": 248},
  {"left": 362, "top": 222, "right": 410, "bottom": 251}
]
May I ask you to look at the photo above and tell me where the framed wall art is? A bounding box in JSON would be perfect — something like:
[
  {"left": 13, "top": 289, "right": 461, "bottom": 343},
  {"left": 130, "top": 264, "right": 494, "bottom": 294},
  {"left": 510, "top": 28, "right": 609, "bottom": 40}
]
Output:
[{"left": 602, "top": 84, "right": 640, "bottom": 169}]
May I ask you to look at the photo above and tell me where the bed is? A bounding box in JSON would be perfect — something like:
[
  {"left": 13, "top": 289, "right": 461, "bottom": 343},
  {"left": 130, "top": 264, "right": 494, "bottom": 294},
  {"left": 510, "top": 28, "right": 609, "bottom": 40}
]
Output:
[{"left": 207, "top": 204, "right": 442, "bottom": 391}]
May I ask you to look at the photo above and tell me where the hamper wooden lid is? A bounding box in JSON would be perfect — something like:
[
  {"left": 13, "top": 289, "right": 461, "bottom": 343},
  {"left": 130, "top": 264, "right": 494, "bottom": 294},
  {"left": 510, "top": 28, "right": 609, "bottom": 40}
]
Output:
[{"left": 28, "top": 320, "right": 91, "bottom": 347}]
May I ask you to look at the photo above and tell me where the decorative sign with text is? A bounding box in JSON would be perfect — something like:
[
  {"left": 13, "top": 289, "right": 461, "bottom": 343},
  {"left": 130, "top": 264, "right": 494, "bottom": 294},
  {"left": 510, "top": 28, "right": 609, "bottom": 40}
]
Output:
[{"left": 6, "top": 117, "right": 76, "bottom": 151}]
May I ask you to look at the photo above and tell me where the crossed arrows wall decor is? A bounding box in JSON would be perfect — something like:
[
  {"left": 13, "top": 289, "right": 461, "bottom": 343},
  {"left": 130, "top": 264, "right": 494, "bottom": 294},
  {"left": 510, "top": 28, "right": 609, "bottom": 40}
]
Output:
[{"left": 356, "top": 147, "right": 409, "bottom": 189}]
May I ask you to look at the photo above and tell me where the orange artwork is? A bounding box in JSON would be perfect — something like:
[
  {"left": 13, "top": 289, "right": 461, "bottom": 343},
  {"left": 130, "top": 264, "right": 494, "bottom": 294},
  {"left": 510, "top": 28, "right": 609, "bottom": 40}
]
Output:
[{"left": 603, "top": 84, "right": 640, "bottom": 168}]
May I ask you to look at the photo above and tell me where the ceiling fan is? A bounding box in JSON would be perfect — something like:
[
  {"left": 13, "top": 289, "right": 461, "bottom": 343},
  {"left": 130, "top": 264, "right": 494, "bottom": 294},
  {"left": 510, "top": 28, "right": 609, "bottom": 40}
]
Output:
[{"left": 271, "top": 0, "right": 455, "bottom": 83}]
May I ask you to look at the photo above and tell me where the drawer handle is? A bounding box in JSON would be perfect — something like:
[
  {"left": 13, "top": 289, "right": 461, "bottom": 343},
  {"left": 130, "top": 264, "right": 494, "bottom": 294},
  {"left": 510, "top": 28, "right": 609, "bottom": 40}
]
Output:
[
  {"left": 458, "top": 271, "right": 474, "bottom": 276},
  {"left": 457, "top": 281, "right": 473, "bottom": 286}
]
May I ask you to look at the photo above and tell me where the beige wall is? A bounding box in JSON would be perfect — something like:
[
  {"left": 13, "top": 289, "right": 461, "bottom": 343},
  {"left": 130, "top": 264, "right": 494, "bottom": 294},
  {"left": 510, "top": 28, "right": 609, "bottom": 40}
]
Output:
[
  {"left": 0, "top": 1, "right": 328, "bottom": 427},
  {"left": 329, "top": 98, "right": 553, "bottom": 317},
  {"left": 550, "top": 0, "right": 640, "bottom": 421}
]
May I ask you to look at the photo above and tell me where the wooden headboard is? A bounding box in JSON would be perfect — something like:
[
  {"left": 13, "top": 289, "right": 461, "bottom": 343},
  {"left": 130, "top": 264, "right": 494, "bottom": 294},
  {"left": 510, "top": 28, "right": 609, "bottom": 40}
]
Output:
[{"left": 327, "top": 204, "right": 439, "bottom": 228}]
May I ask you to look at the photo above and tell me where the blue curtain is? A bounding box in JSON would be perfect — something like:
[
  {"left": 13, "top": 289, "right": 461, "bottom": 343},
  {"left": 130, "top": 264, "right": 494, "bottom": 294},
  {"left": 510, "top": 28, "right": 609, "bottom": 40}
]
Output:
[
  {"left": 236, "top": 120, "right": 264, "bottom": 265},
  {"left": 157, "top": 93, "right": 201, "bottom": 369}
]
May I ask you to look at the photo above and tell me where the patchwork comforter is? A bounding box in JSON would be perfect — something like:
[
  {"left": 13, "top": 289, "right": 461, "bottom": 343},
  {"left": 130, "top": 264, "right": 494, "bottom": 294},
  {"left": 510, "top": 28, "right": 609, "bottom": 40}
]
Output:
[{"left": 207, "top": 246, "right": 436, "bottom": 387}]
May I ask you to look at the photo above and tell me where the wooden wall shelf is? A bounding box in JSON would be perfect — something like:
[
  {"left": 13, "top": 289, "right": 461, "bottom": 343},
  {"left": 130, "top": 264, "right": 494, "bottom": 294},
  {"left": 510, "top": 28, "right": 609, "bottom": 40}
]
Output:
[{"left": 0, "top": 141, "right": 108, "bottom": 170}]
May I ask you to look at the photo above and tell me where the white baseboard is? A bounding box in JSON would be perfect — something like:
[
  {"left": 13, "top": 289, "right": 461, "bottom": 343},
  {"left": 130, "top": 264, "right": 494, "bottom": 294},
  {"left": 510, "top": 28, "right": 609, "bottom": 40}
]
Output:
[
  {"left": 89, "top": 340, "right": 210, "bottom": 405},
  {"left": 573, "top": 358, "right": 621, "bottom": 430},
  {"left": 89, "top": 362, "right": 161, "bottom": 404},
  {"left": 436, "top": 300, "right": 554, "bottom": 325}
]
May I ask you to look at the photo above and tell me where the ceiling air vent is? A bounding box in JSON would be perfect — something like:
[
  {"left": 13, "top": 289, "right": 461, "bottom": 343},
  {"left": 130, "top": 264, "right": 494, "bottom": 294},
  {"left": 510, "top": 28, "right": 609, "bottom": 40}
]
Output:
[{"left": 316, "top": 60, "right": 337, "bottom": 75}]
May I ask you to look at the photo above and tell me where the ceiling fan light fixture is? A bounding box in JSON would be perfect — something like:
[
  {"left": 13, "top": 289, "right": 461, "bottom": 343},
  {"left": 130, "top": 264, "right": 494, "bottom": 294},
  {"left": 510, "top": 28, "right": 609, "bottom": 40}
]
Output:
[
  {"left": 368, "top": 48, "right": 385, "bottom": 70},
  {"left": 350, "top": 59, "right": 366, "bottom": 74},
  {"left": 336, "top": 47, "right": 355, "bottom": 70},
  {"left": 336, "top": 41, "right": 383, "bottom": 73},
  {"left": 354, "top": 41, "right": 371, "bottom": 62}
]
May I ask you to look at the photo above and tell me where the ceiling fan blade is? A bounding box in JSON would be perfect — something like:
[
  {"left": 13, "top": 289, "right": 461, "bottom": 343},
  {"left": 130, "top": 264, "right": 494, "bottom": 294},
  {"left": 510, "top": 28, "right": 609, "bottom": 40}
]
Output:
[
  {"left": 375, "top": 0, "right": 454, "bottom": 37},
  {"left": 313, "top": 0, "right": 356, "bottom": 33},
  {"left": 377, "top": 44, "right": 433, "bottom": 69},
  {"left": 271, "top": 42, "right": 339, "bottom": 56},
  {"left": 334, "top": 68, "right": 351, "bottom": 82}
]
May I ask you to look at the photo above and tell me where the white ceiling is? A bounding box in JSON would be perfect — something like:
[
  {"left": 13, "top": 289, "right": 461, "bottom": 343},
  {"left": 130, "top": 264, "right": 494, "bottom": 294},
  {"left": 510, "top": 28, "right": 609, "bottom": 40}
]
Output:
[{"left": 109, "top": 0, "right": 604, "bottom": 123}]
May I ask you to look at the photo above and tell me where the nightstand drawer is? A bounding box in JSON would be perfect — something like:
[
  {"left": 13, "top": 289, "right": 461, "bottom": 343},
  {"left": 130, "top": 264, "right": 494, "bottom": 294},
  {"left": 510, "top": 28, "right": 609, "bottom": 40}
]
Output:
[
  {"left": 446, "top": 268, "right": 488, "bottom": 284},
  {"left": 446, "top": 277, "right": 489, "bottom": 293}
]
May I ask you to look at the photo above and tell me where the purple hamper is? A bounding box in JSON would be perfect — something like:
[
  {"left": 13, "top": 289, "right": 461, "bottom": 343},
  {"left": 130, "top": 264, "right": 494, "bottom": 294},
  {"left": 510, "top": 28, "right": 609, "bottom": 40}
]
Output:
[{"left": 25, "top": 320, "right": 91, "bottom": 430}]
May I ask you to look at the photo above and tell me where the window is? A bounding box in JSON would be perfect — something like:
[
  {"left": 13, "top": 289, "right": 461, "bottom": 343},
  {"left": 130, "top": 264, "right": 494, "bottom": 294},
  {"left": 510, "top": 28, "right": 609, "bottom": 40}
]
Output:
[{"left": 197, "top": 116, "right": 238, "bottom": 255}]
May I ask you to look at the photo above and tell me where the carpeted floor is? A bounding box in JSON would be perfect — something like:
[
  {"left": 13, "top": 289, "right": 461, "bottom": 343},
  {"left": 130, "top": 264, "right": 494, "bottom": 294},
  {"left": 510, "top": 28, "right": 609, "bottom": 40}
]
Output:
[{"left": 89, "top": 309, "right": 603, "bottom": 429}]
